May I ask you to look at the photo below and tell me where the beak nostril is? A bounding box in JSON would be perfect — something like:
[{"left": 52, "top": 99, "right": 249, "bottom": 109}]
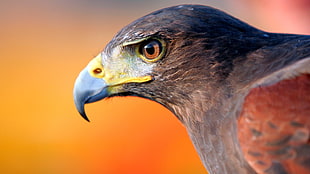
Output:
[
  {"left": 93, "top": 68, "right": 102, "bottom": 74},
  {"left": 88, "top": 66, "right": 104, "bottom": 78}
]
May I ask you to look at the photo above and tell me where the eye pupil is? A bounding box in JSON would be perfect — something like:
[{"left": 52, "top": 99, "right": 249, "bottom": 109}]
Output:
[
  {"left": 141, "top": 40, "right": 162, "bottom": 60},
  {"left": 145, "top": 44, "right": 155, "bottom": 55}
]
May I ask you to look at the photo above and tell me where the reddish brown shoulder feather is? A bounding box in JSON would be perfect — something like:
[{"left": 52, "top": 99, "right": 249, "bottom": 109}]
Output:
[{"left": 238, "top": 74, "right": 310, "bottom": 174}]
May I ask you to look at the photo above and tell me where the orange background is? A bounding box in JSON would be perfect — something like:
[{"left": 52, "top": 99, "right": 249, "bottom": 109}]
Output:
[
  {"left": 1, "top": 0, "right": 309, "bottom": 174},
  {"left": 0, "top": 1, "right": 228, "bottom": 173}
]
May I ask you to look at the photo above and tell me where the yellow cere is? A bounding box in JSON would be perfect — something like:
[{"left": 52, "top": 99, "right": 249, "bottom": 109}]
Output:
[{"left": 87, "top": 54, "right": 105, "bottom": 78}]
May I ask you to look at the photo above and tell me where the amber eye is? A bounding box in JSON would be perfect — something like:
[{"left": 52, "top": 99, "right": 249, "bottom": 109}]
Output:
[{"left": 139, "top": 40, "right": 163, "bottom": 61}]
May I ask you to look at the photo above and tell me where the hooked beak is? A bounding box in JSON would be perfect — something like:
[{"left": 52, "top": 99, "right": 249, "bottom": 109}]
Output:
[
  {"left": 73, "top": 68, "right": 108, "bottom": 121},
  {"left": 73, "top": 52, "right": 153, "bottom": 122}
]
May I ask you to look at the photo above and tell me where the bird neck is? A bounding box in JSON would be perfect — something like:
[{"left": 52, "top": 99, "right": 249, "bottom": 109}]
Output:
[
  {"left": 186, "top": 117, "right": 255, "bottom": 174},
  {"left": 170, "top": 91, "right": 256, "bottom": 174}
]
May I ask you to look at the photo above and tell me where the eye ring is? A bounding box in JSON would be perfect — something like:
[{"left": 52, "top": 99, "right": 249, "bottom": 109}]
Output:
[{"left": 136, "top": 39, "right": 166, "bottom": 62}]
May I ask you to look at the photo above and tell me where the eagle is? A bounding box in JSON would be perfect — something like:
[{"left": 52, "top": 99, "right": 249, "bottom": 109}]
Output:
[{"left": 73, "top": 5, "right": 310, "bottom": 174}]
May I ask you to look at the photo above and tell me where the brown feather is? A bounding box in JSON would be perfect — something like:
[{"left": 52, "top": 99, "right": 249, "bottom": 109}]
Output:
[{"left": 78, "top": 5, "right": 310, "bottom": 174}]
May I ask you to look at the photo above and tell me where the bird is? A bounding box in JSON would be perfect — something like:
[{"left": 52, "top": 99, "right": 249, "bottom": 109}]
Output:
[{"left": 73, "top": 4, "right": 310, "bottom": 174}]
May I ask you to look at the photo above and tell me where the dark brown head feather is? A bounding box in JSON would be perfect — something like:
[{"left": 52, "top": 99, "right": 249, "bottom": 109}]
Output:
[{"left": 102, "top": 5, "right": 310, "bottom": 174}]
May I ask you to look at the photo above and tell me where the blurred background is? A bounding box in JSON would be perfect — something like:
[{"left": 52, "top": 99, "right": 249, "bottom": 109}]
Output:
[{"left": 0, "top": 0, "right": 309, "bottom": 173}]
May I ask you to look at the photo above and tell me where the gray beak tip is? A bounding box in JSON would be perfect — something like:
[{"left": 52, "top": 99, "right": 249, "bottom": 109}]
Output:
[
  {"left": 73, "top": 68, "right": 108, "bottom": 122},
  {"left": 74, "top": 96, "right": 90, "bottom": 122},
  {"left": 80, "top": 111, "right": 90, "bottom": 122}
]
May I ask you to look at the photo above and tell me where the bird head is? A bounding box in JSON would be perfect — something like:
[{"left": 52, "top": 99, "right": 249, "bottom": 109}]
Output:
[
  {"left": 73, "top": 5, "right": 265, "bottom": 122},
  {"left": 73, "top": 4, "right": 310, "bottom": 174}
]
